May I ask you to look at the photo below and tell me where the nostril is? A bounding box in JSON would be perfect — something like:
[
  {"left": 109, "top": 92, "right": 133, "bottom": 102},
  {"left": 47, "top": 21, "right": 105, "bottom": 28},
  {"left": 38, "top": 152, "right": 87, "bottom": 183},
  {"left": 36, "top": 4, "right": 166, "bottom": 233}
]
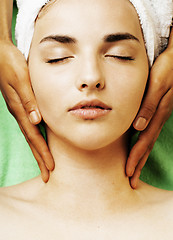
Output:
[{"left": 96, "top": 83, "right": 100, "bottom": 88}]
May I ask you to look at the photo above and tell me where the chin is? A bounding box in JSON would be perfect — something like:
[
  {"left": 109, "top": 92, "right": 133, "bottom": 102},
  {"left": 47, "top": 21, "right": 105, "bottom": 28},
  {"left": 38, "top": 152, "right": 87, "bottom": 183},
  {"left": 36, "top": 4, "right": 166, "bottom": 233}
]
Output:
[
  {"left": 46, "top": 120, "right": 128, "bottom": 151},
  {"left": 67, "top": 133, "right": 122, "bottom": 151},
  {"left": 74, "top": 142, "right": 107, "bottom": 151}
]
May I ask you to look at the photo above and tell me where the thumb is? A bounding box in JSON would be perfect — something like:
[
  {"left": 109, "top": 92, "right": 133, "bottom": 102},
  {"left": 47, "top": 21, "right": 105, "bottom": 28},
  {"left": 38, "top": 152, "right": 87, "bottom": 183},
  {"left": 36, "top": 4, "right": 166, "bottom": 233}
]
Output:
[
  {"left": 133, "top": 84, "right": 162, "bottom": 131},
  {"left": 14, "top": 66, "right": 42, "bottom": 125}
]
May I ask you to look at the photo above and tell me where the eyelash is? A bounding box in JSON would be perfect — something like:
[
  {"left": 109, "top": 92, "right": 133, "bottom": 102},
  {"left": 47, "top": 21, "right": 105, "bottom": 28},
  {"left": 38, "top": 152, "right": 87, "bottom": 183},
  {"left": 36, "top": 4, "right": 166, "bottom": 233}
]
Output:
[
  {"left": 105, "top": 55, "right": 134, "bottom": 61},
  {"left": 46, "top": 55, "right": 134, "bottom": 64},
  {"left": 46, "top": 56, "right": 74, "bottom": 64}
]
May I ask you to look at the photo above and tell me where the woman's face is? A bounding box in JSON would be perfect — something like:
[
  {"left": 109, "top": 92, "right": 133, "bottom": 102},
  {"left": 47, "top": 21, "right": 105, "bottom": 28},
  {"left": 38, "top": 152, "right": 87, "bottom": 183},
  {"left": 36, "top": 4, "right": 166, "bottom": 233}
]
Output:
[{"left": 28, "top": 0, "right": 149, "bottom": 150}]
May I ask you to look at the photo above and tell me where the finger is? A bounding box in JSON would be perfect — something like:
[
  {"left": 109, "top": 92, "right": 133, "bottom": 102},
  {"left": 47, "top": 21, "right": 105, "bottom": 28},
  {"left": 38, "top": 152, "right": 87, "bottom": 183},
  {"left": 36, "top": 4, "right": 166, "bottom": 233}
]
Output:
[
  {"left": 0, "top": 46, "right": 42, "bottom": 125},
  {"left": 20, "top": 119, "right": 55, "bottom": 172},
  {"left": 133, "top": 89, "right": 162, "bottom": 131},
  {"left": 4, "top": 85, "right": 55, "bottom": 171},
  {"left": 126, "top": 122, "right": 162, "bottom": 178},
  {"left": 10, "top": 94, "right": 55, "bottom": 170},
  {"left": 3, "top": 86, "right": 55, "bottom": 174},
  {"left": 18, "top": 123, "right": 50, "bottom": 183},
  {"left": 130, "top": 150, "right": 150, "bottom": 189},
  {"left": 133, "top": 69, "right": 169, "bottom": 131},
  {"left": 9, "top": 66, "right": 42, "bottom": 125},
  {"left": 27, "top": 143, "right": 50, "bottom": 183},
  {"left": 126, "top": 88, "right": 173, "bottom": 177}
]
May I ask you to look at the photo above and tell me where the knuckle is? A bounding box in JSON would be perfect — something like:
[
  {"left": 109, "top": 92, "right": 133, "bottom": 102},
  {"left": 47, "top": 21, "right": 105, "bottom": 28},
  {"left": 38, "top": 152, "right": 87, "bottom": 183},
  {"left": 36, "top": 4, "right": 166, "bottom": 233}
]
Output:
[
  {"left": 138, "top": 135, "right": 154, "bottom": 153},
  {"left": 26, "top": 131, "right": 35, "bottom": 142},
  {"left": 159, "top": 105, "right": 170, "bottom": 118},
  {"left": 23, "top": 98, "right": 32, "bottom": 107},
  {"left": 159, "top": 99, "right": 173, "bottom": 119},
  {"left": 23, "top": 99, "right": 35, "bottom": 112},
  {"left": 10, "top": 65, "right": 29, "bottom": 85},
  {"left": 6, "top": 70, "right": 20, "bottom": 86},
  {"left": 152, "top": 77, "right": 164, "bottom": 89},
  {"left": 150, "top": 72, "right": 166, "bottom": 90},
  {"left": 157, "top": 83, "right": 167, "bottom": 95},
  {"left": 41, "top": 148, "right": 50, "bottom": 158},
  {"left": 142, "top": 103, "right": 157, "bottom": 119}
]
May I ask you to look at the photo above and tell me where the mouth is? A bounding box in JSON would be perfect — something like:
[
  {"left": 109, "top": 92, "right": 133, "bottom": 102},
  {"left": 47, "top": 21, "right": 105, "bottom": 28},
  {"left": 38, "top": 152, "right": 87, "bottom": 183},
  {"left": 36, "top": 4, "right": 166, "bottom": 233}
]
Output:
[{"left": 68, "top": 99, "right": 112, "bottom": 120}]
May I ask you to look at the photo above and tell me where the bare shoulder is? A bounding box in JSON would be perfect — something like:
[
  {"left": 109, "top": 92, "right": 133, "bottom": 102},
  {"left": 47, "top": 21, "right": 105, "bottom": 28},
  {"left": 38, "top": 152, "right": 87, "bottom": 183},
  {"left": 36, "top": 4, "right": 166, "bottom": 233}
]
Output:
[
  {"left": 137, "top": 181, "right": 173, "bottom": 220},
  {"left": 0, "top": 176, "right": 50, "bottom": 239},
  {"left": 0, "top": 175, "right": 43, "bottom": 196},
  {"left": 0, "top": 176, "right": 44, "bottom": 212}
]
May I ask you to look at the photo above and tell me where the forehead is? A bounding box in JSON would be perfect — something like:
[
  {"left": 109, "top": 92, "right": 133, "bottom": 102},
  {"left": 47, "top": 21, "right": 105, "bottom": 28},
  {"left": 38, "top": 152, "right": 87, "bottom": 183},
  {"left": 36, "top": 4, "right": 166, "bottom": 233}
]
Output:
[{"left": 34, "top": 0, "right": 143, "bottom": 44}]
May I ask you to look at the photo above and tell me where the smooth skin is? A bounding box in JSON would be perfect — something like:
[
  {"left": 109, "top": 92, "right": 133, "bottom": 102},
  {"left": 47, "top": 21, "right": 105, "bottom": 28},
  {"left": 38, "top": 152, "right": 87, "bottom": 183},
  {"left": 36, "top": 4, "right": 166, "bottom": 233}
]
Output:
[
  {"left": 0, "top": 0, "right": 173, "bottom": 187},
  {"left": 0, "top": 1, "right": 173, "bottom": 239}
]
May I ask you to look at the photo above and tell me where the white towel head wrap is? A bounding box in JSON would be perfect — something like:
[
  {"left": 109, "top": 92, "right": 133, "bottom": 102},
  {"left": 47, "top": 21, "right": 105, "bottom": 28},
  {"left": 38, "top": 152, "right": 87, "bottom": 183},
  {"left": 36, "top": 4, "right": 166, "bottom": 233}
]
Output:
[{"left": 15, "top": 0, "right": 173, "bottom": 65}]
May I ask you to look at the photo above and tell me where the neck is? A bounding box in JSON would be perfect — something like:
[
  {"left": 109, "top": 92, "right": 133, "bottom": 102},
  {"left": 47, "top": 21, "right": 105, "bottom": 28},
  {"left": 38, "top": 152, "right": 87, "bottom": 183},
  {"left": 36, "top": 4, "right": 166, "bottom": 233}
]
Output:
[{"left": 43, "top": 130, "right": 134, "bottom": 212}]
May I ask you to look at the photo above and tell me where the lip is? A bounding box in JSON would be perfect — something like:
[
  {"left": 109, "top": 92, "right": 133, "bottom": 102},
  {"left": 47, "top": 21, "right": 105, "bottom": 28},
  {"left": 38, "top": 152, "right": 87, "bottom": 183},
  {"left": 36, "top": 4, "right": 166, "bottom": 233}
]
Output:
[{"left": 68, "top": 99, "right": 112, "bottom": 120}]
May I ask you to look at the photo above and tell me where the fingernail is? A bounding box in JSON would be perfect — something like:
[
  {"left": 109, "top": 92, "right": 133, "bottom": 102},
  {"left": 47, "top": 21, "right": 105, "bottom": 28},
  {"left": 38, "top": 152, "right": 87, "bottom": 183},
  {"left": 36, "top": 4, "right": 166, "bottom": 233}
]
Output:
[
  {"left": 134, "top": 180, "right": 138, "bottom": 189},
  {"left": 135, "top": 117, "right": 147, "bottom": 130},
  {"left": 130, "top": 169, "right": 135, "bottom": 177},
  {"left": 46, "top": 162, "right": 54, "bottom": 171},
  {"left": 29, "top": 111, "right": 40, "bottom": 124},
  {"left": 133, "top": 183, "right": 137, "bottom": 189}
]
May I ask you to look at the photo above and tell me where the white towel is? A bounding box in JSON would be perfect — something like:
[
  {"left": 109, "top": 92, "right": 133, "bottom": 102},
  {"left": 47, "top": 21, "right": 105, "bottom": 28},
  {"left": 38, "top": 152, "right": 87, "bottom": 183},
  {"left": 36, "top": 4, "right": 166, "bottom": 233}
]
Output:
[
  {"left": 16, "top": 0, "right": 50, "bottom": 59},
  {"left": 129, "top": 0, "right": 173, "bottom": 65},
  {"left": 15, "top": 0, "right": 173, "bottom": 65}
]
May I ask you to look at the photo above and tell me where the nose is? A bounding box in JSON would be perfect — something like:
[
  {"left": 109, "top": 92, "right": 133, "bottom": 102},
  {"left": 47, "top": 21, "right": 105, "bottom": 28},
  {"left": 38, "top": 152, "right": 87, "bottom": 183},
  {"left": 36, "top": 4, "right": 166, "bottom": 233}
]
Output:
[{"left": 76, "top": 56, "right": 105, "bottom": 91}]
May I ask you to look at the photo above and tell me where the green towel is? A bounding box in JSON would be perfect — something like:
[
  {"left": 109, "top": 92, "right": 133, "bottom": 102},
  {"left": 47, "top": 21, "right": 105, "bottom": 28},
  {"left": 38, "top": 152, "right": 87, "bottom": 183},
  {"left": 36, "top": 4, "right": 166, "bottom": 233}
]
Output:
[
  {"left": 140, "top": 113, "right": 173, "bottom": 190},
  {"left": 0, "top": 93, "right": 40, "bottom": 186}
]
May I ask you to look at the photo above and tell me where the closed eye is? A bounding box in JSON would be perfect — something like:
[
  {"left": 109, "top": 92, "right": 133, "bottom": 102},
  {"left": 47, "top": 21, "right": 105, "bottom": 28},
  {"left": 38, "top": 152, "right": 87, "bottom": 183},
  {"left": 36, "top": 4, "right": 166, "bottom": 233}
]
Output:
[
  {"left": 105, "top": 54, "right": 134, "bottom": 61},
  {"left": 46, "top": 56, "right": 74, "bottom": 64}
]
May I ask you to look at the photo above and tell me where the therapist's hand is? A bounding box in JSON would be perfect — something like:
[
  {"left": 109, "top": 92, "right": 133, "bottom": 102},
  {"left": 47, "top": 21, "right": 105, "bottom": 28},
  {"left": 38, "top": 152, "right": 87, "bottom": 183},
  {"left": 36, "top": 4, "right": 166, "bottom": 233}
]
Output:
[
  {"left": 126, "top": 46, "right": 173, "bottom": 189},
  {"left": 0, "top": 40, "right": 54, "bottom": 182}
]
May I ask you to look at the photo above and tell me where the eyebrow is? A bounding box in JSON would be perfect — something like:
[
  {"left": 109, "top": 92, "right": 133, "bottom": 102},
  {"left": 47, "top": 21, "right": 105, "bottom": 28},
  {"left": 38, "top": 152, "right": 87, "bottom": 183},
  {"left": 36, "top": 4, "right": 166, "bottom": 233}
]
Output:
[
  {"left": 40, "top": 33, "right": 139, "bottom": 45},
  {"left": 40, "top": 35, "right": 76, "bottom": 44},
  {"left": 103, "top": 33, "right": 139, "bottom": 43}
]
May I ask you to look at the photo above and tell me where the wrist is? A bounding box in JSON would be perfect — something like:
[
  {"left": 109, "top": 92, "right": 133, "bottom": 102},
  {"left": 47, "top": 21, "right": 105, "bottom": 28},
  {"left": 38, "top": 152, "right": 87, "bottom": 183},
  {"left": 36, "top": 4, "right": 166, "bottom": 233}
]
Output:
[{"left": 0, "top": 0, "right": 13, "bottom": 42}]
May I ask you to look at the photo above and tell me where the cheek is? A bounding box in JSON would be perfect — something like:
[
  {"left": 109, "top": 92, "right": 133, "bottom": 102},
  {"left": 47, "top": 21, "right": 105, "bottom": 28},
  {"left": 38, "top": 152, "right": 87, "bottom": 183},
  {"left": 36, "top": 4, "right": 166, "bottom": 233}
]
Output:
[
  {"left": 29, "top": 61, "right": 71, "bottom": 110},
  {"left": 29, "top": 65, "right": 80, "bottom": 138},
  {"left": 29, "top": 68, "right": 60, "bottom": 124},
  {"left": 107, "top": 66, "right": 148, "bottom": 125}
]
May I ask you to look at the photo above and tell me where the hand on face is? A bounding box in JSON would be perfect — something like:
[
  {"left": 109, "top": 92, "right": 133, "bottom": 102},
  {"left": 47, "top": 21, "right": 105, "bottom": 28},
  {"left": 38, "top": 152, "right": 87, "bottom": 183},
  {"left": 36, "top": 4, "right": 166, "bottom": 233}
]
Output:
[
  {"left": 126, "top": 43, "right": 173, "bottom": 189},
  {"left": 0, "top": 40, "right": 54, "bottom": 183}
]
